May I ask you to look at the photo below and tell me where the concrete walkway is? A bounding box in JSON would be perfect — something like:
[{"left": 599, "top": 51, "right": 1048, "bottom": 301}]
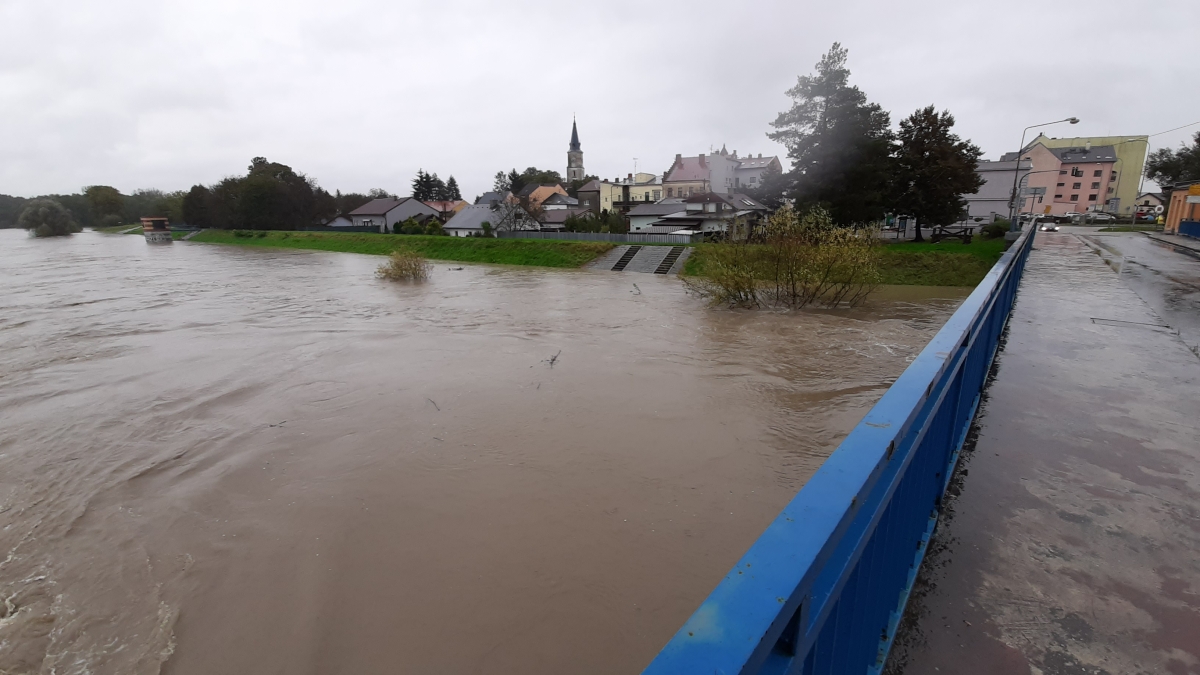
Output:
[
  {"left": 1146, "top": 231, "right": 1200, "bottom": 259},
  {"left": 887, "top": 232, "right": 1200, "bottom": 675}
]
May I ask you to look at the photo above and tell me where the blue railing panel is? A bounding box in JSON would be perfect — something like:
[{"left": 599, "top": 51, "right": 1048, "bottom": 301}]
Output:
[{"left": 643, "top": 227, "right": 1036, "bottom": 675}]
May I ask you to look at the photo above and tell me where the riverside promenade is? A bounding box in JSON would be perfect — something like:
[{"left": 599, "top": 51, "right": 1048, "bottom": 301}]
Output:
[{"left": 887, "top": 233, "right": 1200, "bottom": 674}]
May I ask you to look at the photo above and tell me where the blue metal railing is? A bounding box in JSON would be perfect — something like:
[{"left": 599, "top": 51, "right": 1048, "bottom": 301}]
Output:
[
  {"left": 643, "top": 226, "right": 1037, "bottom": 675},
  {"left": 1179, "top": 220, "right": 1200, "bottom": 239}
]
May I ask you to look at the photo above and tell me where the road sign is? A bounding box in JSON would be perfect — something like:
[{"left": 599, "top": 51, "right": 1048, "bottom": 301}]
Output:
[
  {"left": 1020, "top": 187, "right": 1046, "bottom": 195},
  {"left": 1155, "top": 205, "right": 1165, "bottom": 213}
]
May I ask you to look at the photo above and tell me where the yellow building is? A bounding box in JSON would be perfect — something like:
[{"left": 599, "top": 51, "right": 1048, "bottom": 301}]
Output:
[{"left": 1029, "top": 134, "right": 1149, "bottom": 216}]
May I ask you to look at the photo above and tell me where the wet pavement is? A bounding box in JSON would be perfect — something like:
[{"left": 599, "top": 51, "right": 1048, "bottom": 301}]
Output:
[
  {"left": 887, "top": 232, "right": 1200, "bottom": 675},
  {"left": 0, "top": 230, "right": 966, "bottom": 675}
]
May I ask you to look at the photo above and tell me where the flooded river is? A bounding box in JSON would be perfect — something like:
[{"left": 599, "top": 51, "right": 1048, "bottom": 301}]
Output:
[{"left": 0, "top": 230, "right": 967, "bottom": 674}]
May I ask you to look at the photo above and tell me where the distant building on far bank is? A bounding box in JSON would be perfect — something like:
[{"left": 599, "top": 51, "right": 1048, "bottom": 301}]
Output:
[
  {"left": 348, "top": 198, "right": 439, "bottom": 233},
  {"left": 663, "top": 147, "right": 781, "bottom": 198},
  {"left": 1002, "top": 134, "right": 1148, "bottom": 216},
  {"left": 966, "top": 158, "right": 1031, "bottom": 222}
]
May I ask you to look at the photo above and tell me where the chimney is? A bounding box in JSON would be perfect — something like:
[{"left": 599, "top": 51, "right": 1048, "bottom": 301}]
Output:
[
  {"left": 1084, "top": 141, "right": 1091, "bottom": 151},
  {"left": 627, "top": 173, "right": 633, "bottom": 181},
  {"left": 758, "top": 153, "right": 762, "bottom": 158},
  {"left": 699, "top": 153, "right": 706, "bottom": 167}
]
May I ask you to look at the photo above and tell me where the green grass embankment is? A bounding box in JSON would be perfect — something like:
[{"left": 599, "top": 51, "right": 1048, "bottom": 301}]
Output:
[
  {"left": 185, "top": 230, "right": 614, "bottom": 268},
  {"left": 683, "top": 236, "right": 1007, "bottom": 287}
]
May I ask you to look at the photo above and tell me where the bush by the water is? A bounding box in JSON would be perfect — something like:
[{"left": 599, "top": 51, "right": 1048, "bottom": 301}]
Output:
[
  {"left": 980, "top": 222, "right": 1008, "bottom": 239},
  {"left": 685, "top": 204, "right": 879, "bottom": 309},
  {"left": 19, "top": 199, "right": 81, "bottom": 237},
  {"left": 377, "top": 249, "right": 432, "bottom": 281}
]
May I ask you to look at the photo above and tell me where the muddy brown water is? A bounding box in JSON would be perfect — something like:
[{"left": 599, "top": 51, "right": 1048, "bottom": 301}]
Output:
[{"left": 0, "top": 230, "right": 968, "bottom": 674}]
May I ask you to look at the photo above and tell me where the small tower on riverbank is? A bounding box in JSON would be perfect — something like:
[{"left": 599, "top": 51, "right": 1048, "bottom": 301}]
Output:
[{"left": 567, "top": 118, "right": 584, "bottom": 182}]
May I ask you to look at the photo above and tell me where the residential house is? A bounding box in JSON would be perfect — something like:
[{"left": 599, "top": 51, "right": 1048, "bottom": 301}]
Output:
[
  {"left": 516, "top": 183, "right": 569, "bottom": 210},
  {"left": 423, "top": 200, "right": 469, "bottom": 222},
  {"left": 1025, "top": 134, "right": 1149, "bottom": 215},
  {"left": 321, "top": 215, "right": 355, "bottom": 227},
  {"left": 1135, "top": 192, "right": 1165, "bottom": 212},
  {"left": 627, "top": 199, "right": 687, "bottom": 232},
  {"left": 538, "top": 207, "right": 591, "bottom": 232},
  {"left": 1001, "top": 141, "right": 1121, "bottom": 217},
  {"left": 662, "top": 147, "right": 782, "bottom": 198},
  {"left": 576, "top": 174, "right": 662, "bottom": 216},
  {"left": 965, "top": 158, "right": 1032, "bottom": 222},
  {"left": 646, "top": 192, "right": 768, "bottom": 239},
  {"left": 347, "top": 198, "right": 440, "bottom": 233},
  {"left": 540, "top": 193, "right": 580, "bottom": 210},
  {"left": 475, "top": 191, "right": 515, "bottom": 206},
  {"left": 443, "top": 202, "right": 537, "bottom": 237}
]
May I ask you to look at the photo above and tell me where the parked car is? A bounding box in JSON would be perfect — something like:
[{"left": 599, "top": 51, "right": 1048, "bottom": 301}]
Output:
[{"left": 1086, "top": 213, "right": 1115, "bottom": 223}]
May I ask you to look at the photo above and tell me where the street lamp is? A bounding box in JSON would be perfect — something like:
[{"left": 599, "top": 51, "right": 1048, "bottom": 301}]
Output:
[
  {"left": 1015, "top": 169, "right": 1062, "bottom": 223},
  {"left": 1009, "top": 117, "right": 1080, "bottom": 229}
]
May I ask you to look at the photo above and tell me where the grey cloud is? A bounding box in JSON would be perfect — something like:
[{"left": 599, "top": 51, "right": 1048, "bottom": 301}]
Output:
[{"left": 1, "top": 0, "right": 1196, "bottom": 199}]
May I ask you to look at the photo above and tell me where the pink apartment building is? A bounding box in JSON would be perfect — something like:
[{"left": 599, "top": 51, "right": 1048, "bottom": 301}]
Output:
[{"left": 1004, "top": 142, "right": 1118, "bottom": 217}]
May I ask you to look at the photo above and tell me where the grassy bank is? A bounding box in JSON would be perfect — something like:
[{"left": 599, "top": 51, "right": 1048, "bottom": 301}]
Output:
[
  {"left": 184, "top": 230, "right": 614, "bottom": 268},
  {"left": 684, "top": 236, "right": 1007, "bottom": 287}
]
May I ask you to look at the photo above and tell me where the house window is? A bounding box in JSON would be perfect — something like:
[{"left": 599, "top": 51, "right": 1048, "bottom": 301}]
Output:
[
  {"left": 1107, "top": 187, "right": 1114, "bottom": 194},
  {"left": 1037, "top": 196, "right": 1044, "bottom": 203},
  {"left": 653, "top": 190, "right": 661, "bottom": 200},
  {"left": 1055, "top": 194, "right": 1063, "bottom": 199},
  {"left": 1071, "top": 167, "right": 1084, "bottom": 177},
  {"left": 1057, "top": 182, "right": 1065, "bottom": 187},
  {"left": 1072, "top": 182, "right": 1081, "bottom": 189},
  {"left": 1111, "top": 171, "right": 1117, "bottom": 180},
  {"left": 644, "top": 192, "right": 650, "bottom": 201},
  {"left": 1093, "top": 170, "right": 1102, "bottom": 177},
  {"left": 1091, "top": 182, "right": 1100, "bottom": 189},
  {"left": 1070, "top": 194, "right": 1079, "bottom": 201},
  {"left": 1088, "top": 194, "right": 1098, "bottom": 201},
  {"left": 1059, "top": 170, "right": 1067, "bottom": 175},
  {"left": 748, "top": 177, "right": 757, "bottom": 184}
]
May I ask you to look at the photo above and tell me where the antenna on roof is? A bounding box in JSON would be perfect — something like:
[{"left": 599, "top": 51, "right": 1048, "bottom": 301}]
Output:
[{"left": 633, "top": 158, "right": 638, "bottom": 174}]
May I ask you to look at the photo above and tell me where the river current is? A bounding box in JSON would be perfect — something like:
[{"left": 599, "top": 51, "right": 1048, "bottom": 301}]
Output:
[{"left": 0, "top": 230, "right": 966, "bottom": 674}]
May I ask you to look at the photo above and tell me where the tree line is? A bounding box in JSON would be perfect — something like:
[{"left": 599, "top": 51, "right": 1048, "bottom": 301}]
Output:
[
  {"left": 751, "top": 43, "right": 984, "bottom": 241},
  {"left": 2, "top": 161, "right": 468, "bottom": 232}
]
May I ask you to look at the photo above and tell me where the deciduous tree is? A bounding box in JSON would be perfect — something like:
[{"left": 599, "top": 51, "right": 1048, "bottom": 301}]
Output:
[
  {"left": 892, "top": 106, "right": 984, "bottom": 242},
  {"left": 19, "top": 199, "right": 81, "bottom": 237}
]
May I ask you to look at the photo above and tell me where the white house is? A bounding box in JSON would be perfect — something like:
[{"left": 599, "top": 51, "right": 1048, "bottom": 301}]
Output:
[
  {"left": 322, "top": 215, "right": 354, "bottom": 227},
  {"left": 627, "top": 199, "right": 687, "bottom": 232},
  {"left": 347, "top": 198, "right": 440, "bottom": 233},
  {"left": 443, "top": 203, "right": 536, "bottom": 237}
]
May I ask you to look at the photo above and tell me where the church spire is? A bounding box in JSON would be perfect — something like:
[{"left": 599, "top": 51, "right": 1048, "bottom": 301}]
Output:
[{"left": 566, "top": 117, "right": 584, "bottom": 182}]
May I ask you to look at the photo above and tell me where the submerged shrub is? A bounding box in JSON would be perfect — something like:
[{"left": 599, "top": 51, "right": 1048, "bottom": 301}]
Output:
[
  {"left": 687, "top": 204, "right": 879, "bottom": 309},
  {"left": 19, "top": 199, "right": 81, "bottom": 238},
  {"left": 376, "top": 249, "right": 431, "bottom": 281}
]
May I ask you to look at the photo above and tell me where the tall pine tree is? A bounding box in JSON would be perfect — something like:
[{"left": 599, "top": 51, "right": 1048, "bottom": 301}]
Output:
[
  {"left": 768, "top": 43, "right": 894, "bottom": 224},
  {"left": 892, "top": 106, "right": 983, "bottom": 242},
  {"left": 445, "top": 176, "right": 462, "bottom": 201}
]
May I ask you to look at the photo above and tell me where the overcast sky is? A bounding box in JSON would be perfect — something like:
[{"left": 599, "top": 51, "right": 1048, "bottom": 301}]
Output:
[{"left": 2, "top": 0, "right": 1197, "bottom": 199}]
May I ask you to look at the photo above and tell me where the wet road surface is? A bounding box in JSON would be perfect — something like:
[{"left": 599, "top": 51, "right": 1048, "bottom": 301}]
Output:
[
  {"left": 0, "top": 230, "right": 967, "bottom": 675},
  {"left": 1072, "top": 230, "right": 1200, "bottom": 355},
  {"left": 887, "top": 232, "right": 1200, "bottom": 675}
]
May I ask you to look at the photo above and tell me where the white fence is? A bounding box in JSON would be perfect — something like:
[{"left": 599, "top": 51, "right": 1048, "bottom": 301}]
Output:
[{"left": 497, "top": 231, "right": 698, "bottom": 244}]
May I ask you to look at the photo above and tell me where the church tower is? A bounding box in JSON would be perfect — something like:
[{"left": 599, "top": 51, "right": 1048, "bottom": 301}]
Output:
[{"left": 567, "top": 118, "right": 584, "bottom": 182}]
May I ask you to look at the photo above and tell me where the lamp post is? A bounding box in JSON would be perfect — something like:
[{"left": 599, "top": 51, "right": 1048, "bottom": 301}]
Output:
[
  {"left": 1014, "top": 169, "right": 1062, "bottom": 223},
  {"left": 1008, "top": 117, "right": 1080, "bottom": 230}
]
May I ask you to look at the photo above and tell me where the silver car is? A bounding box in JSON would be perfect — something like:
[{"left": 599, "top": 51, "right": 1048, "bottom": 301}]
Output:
[{"left": 1039, "top": 222, "right": 1060, "bottom": 232}]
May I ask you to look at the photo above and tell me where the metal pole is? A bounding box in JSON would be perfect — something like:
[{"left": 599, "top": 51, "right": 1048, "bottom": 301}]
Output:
[{"left": 1008, "top": 118, "right": 1080, "bottom": 230}]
